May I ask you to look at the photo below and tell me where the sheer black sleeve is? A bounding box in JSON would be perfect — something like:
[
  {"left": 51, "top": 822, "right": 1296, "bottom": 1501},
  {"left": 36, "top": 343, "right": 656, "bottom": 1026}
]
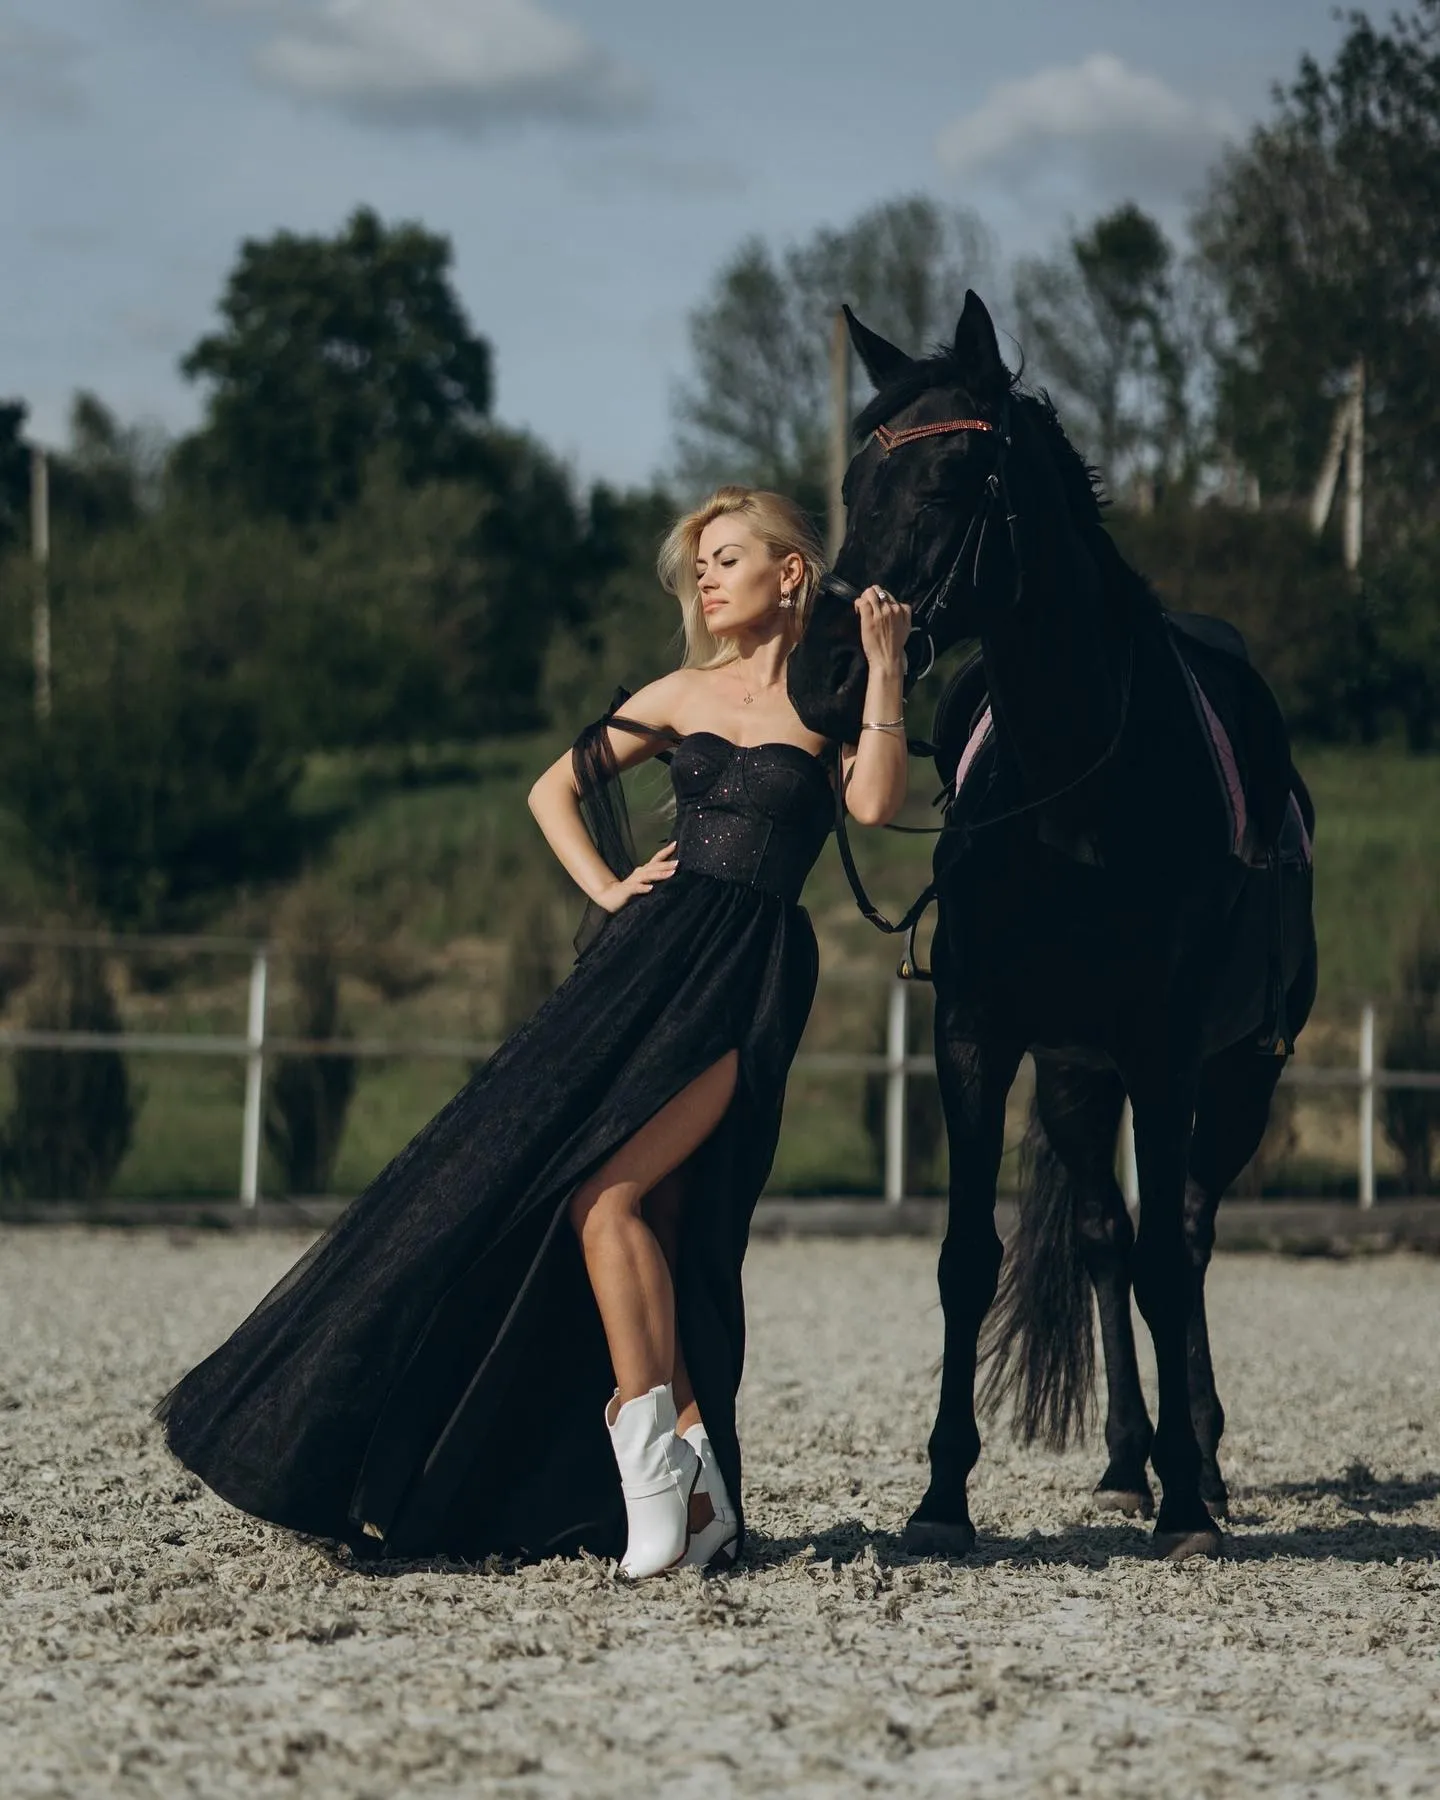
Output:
[{"left": 569, "top": 686, "right": 679, "bottom": 957}]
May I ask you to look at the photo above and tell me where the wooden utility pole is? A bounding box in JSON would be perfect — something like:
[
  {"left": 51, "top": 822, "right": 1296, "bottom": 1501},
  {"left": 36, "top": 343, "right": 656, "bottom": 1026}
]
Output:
[
  {"left": 1308, "top": 357, "right": 1365, "bottom": 573},
  {"left": 1342, "top": 357, "right": 1364, "bottom": 574},
  {"left": 1308, "top": 399, "right": 1350, "bottom": 536},
  {"left": 827, "top": 309, "right": 851, "bottom": 565},
  {"left": 31, "top": 446, "right": 51, "bottom": 720}
]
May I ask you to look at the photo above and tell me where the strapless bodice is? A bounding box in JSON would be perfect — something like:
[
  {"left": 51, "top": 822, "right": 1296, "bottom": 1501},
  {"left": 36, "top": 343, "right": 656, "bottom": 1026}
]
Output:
[{"left": 669, "top": 732, "right": 833, "bottom": 904}]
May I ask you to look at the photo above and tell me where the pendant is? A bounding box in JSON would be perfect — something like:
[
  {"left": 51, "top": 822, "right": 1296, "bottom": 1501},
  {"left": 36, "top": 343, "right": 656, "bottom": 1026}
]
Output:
[{"left": 742, "top": 693, "right": 754, "bottom": 703}]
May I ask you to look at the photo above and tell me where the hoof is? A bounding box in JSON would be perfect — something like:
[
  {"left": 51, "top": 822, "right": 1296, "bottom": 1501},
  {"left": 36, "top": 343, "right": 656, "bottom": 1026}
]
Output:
[
  {"left": 1152, "top": 1526, "right": 1224, "bottom": 1562},
  {"left": 1093, "top": 1487, "right": 1155, "bottom": 1520},
  {"left": 1199, "top": 1479, "right": 1231, "bottom": 1521},
  {"left": 902, "top": 1516, "right": 976, "bottom": 1558}
]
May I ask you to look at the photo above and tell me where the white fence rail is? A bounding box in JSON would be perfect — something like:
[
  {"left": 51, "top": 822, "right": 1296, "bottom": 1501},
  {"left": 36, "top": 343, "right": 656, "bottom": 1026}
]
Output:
[{"left": 0, "top": 936, "right": 1437, "bottom": 1208}]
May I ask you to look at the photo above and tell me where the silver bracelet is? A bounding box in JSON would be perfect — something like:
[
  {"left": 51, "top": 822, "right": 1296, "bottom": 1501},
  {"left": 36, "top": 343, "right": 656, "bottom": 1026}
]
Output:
[{"left": 861, "top": 718, "right": 906, "bottom": 731}]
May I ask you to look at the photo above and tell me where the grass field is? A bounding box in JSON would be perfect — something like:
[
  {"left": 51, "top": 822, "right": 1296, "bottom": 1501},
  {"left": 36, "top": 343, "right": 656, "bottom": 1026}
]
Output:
[
  {"left": 1292, "top": 745, "right": 1440, "bottom": 999},
  {"left": 290, "top": 732, "right": 1440, "bottom": 1004},
  {"left": 2, "top": 736, "right": 1437, "bottom": 1201}
]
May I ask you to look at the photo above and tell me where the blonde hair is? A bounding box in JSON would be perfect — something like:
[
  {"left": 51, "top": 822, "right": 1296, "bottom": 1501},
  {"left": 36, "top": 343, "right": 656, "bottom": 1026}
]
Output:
[{"left": 657, "top": 486, "right": 827, "bottom": 669}]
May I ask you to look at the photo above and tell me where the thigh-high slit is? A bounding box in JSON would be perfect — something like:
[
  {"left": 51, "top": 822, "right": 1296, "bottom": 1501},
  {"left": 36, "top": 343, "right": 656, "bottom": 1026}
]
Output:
[
  {"left": 570, "top": 1052, "right": 739, "bottom": 1409},
  {"left": 157, "top": 864, "right": 819, "bottom": 1563}
]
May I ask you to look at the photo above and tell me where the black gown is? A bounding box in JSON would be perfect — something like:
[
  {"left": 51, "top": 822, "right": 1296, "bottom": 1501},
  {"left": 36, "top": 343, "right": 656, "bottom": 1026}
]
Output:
[{"left": 157, "top": 695, "right": 834, "bottom": 1563}]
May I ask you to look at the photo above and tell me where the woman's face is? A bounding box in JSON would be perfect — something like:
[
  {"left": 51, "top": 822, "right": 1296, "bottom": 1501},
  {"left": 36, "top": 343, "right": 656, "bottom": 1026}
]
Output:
[{"left": 694, "top": 518, "right": 797, "bottom": 638}]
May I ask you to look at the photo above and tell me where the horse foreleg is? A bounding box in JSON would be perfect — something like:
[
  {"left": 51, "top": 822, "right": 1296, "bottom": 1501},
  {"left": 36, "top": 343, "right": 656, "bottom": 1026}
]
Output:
[
  {"left": 1129, "top": 1062, "right": 1223, "bottom": 1560},
  {"left": 1183, "top": 1044, "right": 1288, "bottom": 1518},
  {"left": 1078, "top": 1163, "right": 1155, "bottom": 1518},
  {"left": 904, "top": 1028, "right": 1022, "bottom": 1557},
  {"left": 1182, "top": 1180, "right": 1227, "bottom": 1517}
]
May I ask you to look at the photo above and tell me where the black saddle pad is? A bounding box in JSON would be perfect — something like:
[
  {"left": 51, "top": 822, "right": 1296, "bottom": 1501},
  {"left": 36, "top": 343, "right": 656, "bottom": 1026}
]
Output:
[{"left": 928, "top": 613, "right": 1308, "bottom": 865}]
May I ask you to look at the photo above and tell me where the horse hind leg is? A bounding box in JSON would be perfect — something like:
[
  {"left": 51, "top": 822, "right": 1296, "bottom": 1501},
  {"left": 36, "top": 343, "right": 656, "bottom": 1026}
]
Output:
[
  {"left": 1022, "top": 1062, "right": 1154, "bottom": 1520},
  {"left": 1076, "top": 1112, "right": 1155, "bottom": 1519},
  {"left": 1184, "top": 1042, "right": 1287, "bottom": 1519}
]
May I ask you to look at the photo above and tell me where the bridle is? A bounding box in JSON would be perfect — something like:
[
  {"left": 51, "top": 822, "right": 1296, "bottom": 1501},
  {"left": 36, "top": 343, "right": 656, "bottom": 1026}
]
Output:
[
  {"left": 872, "top": 416, "right": 994, "bottom": 452},
  {"left": 821, "top": 402, "right": 1018, "bottom": 961},
  {"left": 824, "top": 398, "right": 1022, "bottom": 684},
  {"left": 823, "top": 392, "right": 1130, "bottom": 978}
]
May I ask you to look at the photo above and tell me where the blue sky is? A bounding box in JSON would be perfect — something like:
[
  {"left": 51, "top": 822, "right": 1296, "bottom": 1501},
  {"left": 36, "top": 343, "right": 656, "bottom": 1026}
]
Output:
[{"left": 2, "top": 0, "right": 1348, "bottom": 487}]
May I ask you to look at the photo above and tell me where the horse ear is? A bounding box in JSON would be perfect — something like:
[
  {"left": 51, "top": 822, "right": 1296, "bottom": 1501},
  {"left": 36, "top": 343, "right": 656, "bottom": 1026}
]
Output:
[
  {"left": 843, "top": 306, "right": 913, "bottom": 390},
  {"left": 953, "top": 290, "right": 1009, "bottom": 397}
]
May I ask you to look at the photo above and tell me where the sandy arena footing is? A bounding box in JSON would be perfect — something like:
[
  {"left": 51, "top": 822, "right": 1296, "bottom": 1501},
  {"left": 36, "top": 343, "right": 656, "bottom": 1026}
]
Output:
[{"left": 2, "top": 1229, "right": 1438, "bottom": 1797}]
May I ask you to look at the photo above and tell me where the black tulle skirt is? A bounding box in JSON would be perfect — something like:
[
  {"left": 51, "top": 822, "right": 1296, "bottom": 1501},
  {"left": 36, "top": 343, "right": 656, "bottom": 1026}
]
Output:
[{"left": 157, "top": 867, "right": 818, "bottom": 1563}]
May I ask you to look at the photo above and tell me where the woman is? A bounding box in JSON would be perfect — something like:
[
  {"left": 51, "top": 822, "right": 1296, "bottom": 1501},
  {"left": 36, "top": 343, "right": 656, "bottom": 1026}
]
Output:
[{"left": 158, "top": 486, "right": 910, "bottom": 1577}]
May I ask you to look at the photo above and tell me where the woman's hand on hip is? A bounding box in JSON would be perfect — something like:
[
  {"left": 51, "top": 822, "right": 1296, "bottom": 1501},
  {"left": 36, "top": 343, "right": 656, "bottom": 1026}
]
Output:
[
  {"left": 854, "top": 585, "right": 912, "bottom": 673},
  {"left": 595, "top": 842, "right": 679, "bottom": 914}
]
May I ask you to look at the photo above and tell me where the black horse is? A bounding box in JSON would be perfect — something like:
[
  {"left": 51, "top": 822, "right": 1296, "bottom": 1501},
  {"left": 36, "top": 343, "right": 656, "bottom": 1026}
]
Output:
[{"left": 789, "top": 293, "right": 1317, "bottom": 1560}]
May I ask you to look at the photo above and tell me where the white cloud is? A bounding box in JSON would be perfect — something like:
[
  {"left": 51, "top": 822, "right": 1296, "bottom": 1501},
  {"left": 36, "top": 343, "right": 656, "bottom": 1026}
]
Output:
[
  {"left": 0, "top": 22, "right": 87, "bottom": 120},
  {"left": 249, "top": 0, "right": 647, "bottom": 132},
  {"left": 935, "top": 54, "right": 1239, "bottom": 206}
]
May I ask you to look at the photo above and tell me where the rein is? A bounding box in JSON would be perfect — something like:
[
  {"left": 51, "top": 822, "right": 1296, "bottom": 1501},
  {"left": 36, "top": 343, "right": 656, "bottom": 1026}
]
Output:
[
  {"left": 829, "top": 396, "right": 1130, "bottom": 976},
  {"left": 824, "top": 407, "right": 1017, "bottom": 968}
]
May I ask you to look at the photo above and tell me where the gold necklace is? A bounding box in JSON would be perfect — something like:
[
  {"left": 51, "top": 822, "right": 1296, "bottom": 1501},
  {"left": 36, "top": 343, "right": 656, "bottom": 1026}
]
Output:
[{"left": 732, "top": 666, "right": 780, "bottom": 706}]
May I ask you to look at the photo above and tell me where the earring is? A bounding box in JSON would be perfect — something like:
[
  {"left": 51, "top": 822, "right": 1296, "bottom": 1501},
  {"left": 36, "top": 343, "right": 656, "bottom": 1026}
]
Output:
[{"left": 778, "top": 584, "right": 794, "bottom": 610}]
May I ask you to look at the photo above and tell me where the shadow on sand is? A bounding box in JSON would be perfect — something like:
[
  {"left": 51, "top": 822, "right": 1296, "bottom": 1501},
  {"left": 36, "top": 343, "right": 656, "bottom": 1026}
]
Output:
[
  {"left": 315, "top": 1464, "right": 1440, "bottom": 1579},
  {"left": 1257, "top": 1464, "right": 1440, "bottom": 1514},
  {"left": 746, "top": 1495, "right": 1440, "bottom": 1573}
]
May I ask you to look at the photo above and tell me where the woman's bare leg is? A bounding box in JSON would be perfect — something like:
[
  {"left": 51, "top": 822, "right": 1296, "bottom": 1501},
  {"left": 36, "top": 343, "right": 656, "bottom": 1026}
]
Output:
[
  {"left": 643, "top": 1169, "right": 713, "bottom": 1534},
  {"left": 569, "top": 1052, "right": 738, "bottom": 1406},
  {"left": 643, "top": 1170, "right": 698, "bottom": 1431}
]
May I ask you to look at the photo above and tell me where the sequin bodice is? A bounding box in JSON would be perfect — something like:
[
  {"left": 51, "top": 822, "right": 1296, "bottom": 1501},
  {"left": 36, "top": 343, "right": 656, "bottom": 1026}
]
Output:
[{"left": 669, "top": 732, "right": 833, "bottom": 904}]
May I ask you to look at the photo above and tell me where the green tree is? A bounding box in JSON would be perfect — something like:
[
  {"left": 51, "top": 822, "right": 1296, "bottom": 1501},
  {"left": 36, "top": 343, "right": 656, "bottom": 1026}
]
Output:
[
  {"left": 279, "top": 434, "right": 609, "bottom": 748},
  {"left": 0, "top": 392, "right": 161, "bottom": 565},
  {"left": 1194, "top": 2, "right": 1440, "bottom": 511},
  {"left": 1014, "top": 204, "right": 1196, "bottom": 496},
  {"left": 0, "top": 945, "right": 136, "bottom": 1202},
  {"left": 0, "top": 401, "right": 30, "bottom": 554},
  {"left": 0, "top": 426, "right": 623, "bottom": 936},
  {"left": 1383, "top": 907, "right": 1440, "bottom": 1195},
  {"left": 1368, "top": 527, "right": 1440, "bottom": 750},
  {"left": 1109, "top": 502, "right": 1373, "bottom": 741},
  {"left": 673, "top": 195, "right": 992, "bottom": 514},
  {"left": 0, "top": 526, "right": 304, "bottom": 930},
  {"left": 264, "top": 894, "right": 358, "bottom": 1198},
  {"left": 50, "top": 392, "right": 163, "bottom": 534},
  {"left": 177, "top": 206, "right": 493, "bottom": 523},
  {"left": 540, "top": 482, "right": 680, "bottom": 721}
]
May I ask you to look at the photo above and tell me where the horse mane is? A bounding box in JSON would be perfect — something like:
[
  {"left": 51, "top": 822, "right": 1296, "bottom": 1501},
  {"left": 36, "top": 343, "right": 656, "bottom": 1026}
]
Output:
[
  {"left": 854, "top": 349, "right": 1162, "bottom": 620},
  {"left": 1018, "top": 390, "right": 1107, "bottom": 525}
]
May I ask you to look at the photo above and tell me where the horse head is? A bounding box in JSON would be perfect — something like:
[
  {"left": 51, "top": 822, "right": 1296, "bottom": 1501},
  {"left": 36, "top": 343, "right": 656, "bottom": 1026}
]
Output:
[{"left": 788, "top": 290, "right": 1096, "bottom": 746}]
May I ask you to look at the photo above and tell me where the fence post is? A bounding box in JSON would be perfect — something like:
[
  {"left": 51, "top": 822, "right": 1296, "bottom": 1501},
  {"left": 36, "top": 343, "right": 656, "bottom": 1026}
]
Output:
[
  {"left": 239, "top": 948, "right": 269, "bottom": 1207},
  {"left": 1119, "top": 1098, "right": 1140, "bottom": 1215},
  {"left": 883, "top": 978, "right": 908, "bottom": 1206},
  {"left": 1358, "top": 1000, "right": 1376, "bottom": 1210}
]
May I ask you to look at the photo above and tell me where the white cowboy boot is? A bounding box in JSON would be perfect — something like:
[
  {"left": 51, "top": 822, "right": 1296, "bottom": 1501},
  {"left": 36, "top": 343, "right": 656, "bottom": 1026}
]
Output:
[
  {"left": 606, "top": 1385, "right": 699, "bottom": 1578},
  {"left": 680, "top": 1421, "right": 739, "bottom": 1570}
]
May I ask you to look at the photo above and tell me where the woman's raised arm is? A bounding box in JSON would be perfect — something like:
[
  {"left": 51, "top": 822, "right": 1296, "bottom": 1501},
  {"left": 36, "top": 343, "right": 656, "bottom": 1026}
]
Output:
[{"left": 837, "top": 588, "right": 912, "bottom": 826}]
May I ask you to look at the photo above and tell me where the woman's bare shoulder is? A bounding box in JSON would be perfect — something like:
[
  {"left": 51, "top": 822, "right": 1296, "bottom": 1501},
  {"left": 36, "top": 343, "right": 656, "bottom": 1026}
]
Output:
[
  {"left": 614, "top": 669, "right": 695, "bottom": 733},
  {"left": 660, "top": 667, "right": 731, "bottom": 719}
]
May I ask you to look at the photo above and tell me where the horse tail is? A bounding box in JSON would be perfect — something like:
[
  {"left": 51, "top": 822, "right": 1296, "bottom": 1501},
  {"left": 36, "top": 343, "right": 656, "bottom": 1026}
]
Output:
[{"left": 979, "top": 1097, "right": 1095, "bottom": 1449}]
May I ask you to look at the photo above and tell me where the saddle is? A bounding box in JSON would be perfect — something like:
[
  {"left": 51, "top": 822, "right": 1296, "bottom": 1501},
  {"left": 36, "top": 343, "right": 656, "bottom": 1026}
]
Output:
[
  {"left": 941, "top": 612, "right": 1312, "bottom": 874},
  {"left": 934, "top": 610, "right": 1312, "bottom": 1054},
  {"left": 1165, "top": 613, "right": 1312, "bottom": 871}
]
